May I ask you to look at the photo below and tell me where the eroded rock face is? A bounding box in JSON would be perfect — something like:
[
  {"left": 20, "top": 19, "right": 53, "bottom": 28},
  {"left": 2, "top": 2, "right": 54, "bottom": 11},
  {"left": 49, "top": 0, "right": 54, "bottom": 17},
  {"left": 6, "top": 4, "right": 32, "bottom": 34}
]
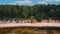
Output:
[{"left": 0, "top": 27, "right": 60, "bottom": 34}]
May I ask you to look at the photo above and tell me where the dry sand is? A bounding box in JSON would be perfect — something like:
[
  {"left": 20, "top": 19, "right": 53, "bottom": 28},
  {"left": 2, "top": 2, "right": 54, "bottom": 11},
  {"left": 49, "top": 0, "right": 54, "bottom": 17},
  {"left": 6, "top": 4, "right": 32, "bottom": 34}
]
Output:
[{"left": 0, "top": 22, "right": 60, "bottom": 28}]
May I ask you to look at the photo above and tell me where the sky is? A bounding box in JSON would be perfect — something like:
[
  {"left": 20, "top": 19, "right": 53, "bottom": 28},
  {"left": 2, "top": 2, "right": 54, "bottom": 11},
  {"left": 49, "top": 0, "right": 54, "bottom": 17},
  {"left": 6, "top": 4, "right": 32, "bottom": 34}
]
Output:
[{"left": 0, "top": 0, "right": 60, "bottom": 5}]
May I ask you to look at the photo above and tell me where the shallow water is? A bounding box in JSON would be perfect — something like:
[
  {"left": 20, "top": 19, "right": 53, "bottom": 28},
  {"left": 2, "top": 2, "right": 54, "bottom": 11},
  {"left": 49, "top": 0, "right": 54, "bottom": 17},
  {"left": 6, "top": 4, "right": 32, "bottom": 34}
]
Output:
[{"left": 0, "top": 27, "right": 60, "bottom": 34}]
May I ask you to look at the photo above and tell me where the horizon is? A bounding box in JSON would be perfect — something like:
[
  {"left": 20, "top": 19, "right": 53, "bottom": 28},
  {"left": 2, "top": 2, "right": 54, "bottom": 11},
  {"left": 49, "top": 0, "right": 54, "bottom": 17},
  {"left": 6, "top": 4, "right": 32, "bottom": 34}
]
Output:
[{"left": 0, "top": 0, "right": 60, "bottom": 6}]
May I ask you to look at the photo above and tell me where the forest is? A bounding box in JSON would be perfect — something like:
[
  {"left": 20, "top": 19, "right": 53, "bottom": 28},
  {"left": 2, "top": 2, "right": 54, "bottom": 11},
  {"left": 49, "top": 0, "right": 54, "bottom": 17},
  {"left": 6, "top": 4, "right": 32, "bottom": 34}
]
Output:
[{"left": 0, "top": 4, "right": 60, "bottom": 21}]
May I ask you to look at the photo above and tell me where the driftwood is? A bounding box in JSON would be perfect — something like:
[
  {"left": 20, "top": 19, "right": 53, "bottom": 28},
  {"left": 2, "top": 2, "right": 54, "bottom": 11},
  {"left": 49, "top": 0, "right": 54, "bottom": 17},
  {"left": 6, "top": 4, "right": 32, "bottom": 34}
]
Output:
[{"left": 0, "top": 19, "right": 60, "bottom": 24}]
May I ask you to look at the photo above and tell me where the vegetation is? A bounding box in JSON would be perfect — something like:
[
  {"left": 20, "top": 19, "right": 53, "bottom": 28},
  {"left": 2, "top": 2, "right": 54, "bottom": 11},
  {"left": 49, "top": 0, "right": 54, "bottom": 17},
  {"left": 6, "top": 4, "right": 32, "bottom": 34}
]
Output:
[
  {"left": 0, "top": 4, "right": 60, "bottom": 34},
  {"left": 0, "top": 4, "right": 60, "bottom": 21}
]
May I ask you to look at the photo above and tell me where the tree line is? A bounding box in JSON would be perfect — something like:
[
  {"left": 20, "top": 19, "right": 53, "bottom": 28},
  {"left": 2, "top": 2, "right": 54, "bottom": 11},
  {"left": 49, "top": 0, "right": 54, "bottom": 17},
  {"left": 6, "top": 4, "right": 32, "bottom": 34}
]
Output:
[{"left": 0, "top": 4, "right": 60, "bottom": 21}]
